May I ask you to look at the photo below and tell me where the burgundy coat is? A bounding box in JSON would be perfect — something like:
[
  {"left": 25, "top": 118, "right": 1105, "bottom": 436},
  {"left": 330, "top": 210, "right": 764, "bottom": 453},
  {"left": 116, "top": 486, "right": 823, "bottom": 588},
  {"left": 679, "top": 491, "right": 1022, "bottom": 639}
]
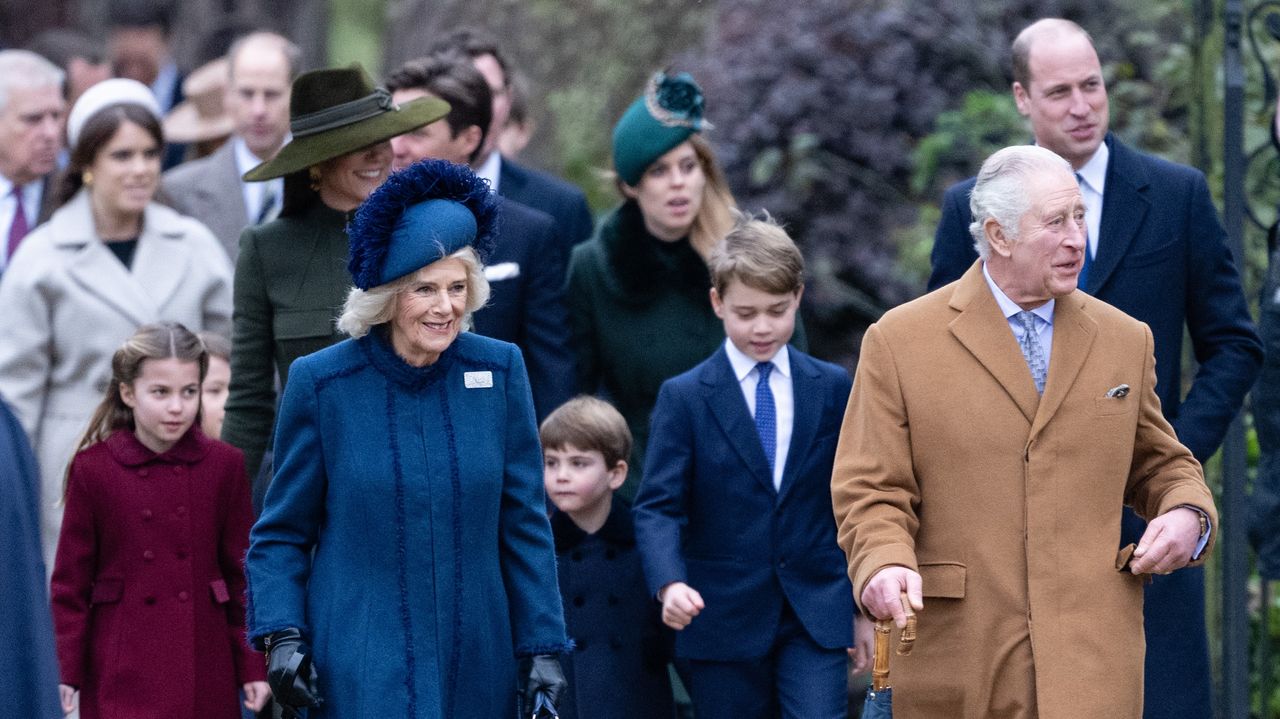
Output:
[{"left": 50, "top": 428, "right": 264, "bottom": 719}]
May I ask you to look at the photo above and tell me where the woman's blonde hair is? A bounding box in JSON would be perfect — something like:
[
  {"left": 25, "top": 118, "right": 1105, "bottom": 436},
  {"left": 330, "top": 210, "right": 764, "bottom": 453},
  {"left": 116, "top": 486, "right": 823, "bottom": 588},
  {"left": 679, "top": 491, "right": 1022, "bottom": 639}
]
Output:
[
  {"left": 336, "top": 246, "right": 491, "bottom": 338},
  {"left": 67, "top": 322, "right": 208, "bottom": 494}
]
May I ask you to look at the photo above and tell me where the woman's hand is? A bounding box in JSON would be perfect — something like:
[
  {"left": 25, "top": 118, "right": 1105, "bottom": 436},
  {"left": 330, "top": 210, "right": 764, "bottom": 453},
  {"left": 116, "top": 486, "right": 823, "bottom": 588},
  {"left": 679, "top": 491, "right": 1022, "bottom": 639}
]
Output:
[
  {"left": 243, "top": 680, "right": 272, "bottom": 712},
  {"left": 520, "top": 654, "right": 566, "bottom": 716},
  {"left": 58, "top": 684, "right": 77, "bottom": 715},
  {"left": 265, "top": 628, "right": 323, "bottom": 713}
]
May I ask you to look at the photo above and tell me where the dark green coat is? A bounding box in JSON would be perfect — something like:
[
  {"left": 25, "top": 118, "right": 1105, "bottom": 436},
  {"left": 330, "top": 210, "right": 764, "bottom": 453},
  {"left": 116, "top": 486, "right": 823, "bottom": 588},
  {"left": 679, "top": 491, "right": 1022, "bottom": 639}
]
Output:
[
  {"left": 221, "top": 201, "right": 350, "bottom": 498},
  {"left": 566, "top": 201, "right": 804, "bottom": 500}
]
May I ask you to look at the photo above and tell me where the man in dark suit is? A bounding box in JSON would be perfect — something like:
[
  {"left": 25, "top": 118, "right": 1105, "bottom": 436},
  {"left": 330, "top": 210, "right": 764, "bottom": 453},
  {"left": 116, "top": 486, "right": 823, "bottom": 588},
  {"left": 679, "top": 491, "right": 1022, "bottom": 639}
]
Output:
[
  {"left": 429, "top": 29, "right": 595, "bottom": 253},
  {"left": 161, "top": 32, "right": 299, "bottom": 263},
  {"left": 0, "top": 50, "right": 64, "bottom": 277},
  {"left": 387, "top": 54, "right": 574, "bottom": 419},
  {"left": 927, "top": 19, "right": 1262, "bottom": 718}
]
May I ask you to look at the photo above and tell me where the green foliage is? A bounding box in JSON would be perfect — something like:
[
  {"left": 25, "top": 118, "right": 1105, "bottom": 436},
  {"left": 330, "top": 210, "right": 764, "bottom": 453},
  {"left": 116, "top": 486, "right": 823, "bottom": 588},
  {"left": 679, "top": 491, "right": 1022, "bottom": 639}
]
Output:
[{"left": 910, "top": 90, "right": 1025, "bottom": 200}]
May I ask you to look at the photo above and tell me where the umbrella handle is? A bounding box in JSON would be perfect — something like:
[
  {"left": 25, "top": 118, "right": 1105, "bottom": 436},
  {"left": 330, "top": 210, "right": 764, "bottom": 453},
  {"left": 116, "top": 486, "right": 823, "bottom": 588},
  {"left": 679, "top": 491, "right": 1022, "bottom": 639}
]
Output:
[{"left": 871, "top": 591, "right": 918, "bottom": 691}]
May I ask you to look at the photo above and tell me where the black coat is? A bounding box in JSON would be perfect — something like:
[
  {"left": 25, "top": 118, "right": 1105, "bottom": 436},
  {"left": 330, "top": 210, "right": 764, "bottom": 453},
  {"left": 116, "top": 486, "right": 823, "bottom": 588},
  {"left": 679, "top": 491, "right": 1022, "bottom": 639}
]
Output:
[{"left": 551, "top": 501, "right": 674, "bottom": 719}]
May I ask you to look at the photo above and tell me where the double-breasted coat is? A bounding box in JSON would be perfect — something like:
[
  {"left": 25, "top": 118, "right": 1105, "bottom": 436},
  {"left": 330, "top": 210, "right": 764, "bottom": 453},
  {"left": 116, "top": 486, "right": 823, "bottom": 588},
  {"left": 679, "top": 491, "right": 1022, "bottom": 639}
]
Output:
[
  {"left": 50, "top": 428, "right": 264, "bottom": 719},
  {"left": 831, "top": 263, "right": 1216, "bottom": 719},
  {"left": 551, "top": 501, "right": 674, "bottom": 719},
  {"left": 246, "top": 330, "right": 568, "bottom": 718},
  {"left": 0, "top": 190, "right": 232, "bottom": 569}
]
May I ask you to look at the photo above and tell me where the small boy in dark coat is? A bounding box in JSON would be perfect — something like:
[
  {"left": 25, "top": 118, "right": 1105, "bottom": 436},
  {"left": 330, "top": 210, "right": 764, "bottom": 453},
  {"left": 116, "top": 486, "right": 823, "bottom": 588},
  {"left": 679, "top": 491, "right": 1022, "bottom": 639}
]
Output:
[
  {"left": 542, "top": 396, "right": 675, "bottom": 719},
  {"left": 635, "top": 214, "right": 868, "bottom": 718}
]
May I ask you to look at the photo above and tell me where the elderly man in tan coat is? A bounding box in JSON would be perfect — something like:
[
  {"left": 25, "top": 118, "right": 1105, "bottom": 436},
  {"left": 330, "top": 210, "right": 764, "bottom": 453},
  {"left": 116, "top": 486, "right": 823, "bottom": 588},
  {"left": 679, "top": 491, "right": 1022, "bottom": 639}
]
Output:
[{"left": 832, "top": 144, "right": 1216, "bottom": 719}]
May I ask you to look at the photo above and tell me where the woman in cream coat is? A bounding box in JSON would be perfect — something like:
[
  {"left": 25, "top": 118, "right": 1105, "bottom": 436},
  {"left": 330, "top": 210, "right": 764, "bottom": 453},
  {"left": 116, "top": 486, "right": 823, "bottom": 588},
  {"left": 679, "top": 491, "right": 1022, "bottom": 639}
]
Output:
[{"left": 0, "top": 79, "right": 231, "bottom": 571}]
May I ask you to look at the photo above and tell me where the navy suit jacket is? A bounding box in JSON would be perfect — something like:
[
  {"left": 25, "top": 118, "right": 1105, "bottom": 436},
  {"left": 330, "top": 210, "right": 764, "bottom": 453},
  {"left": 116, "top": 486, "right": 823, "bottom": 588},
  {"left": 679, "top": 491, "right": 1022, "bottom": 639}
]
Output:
[
  {"left": 499, "top": 157, "right": 595, "bottom": 255},
  {"left": 472, "top": 197, "right": 575, "bottom": 419},
  {"left": 634, "top": 346, "right": 854, "bottom": 662},
  {"left": 928, "top": 133, "right": 1262, "bottom": 719}
]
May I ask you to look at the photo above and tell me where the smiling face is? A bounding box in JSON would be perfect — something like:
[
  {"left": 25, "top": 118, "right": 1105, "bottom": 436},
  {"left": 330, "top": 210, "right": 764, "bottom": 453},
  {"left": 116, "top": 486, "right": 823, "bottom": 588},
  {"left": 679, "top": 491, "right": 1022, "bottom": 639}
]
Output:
[
  {"left": 314, "top": 141, "right": 392, "bottom": 212},
  {"left": 623, "top": 141, "right": 706, "bottom": 242},
  {"left": 87, "top": 119, "right": 161, "bottom": 221},
  {"left": 120, "top": 356, "right": 201, "bottom": 453},
  {"left": 711, "top": 278, "right": 803, "bottom": 363},
  {"left": 389, "top": 258, "right": 469, "bottom": 366},
  {"left": 985, "top": 166, "right": 1087, "bottom": 308},
  {"left": 1013, "top": 30, "right": 1109, "bottom": 169},
  {"left": 0, "top": 83, "right": 66, "bottom": 185},
  {"left": 543, "top": 444, "right": 625, "bottom": 523}
]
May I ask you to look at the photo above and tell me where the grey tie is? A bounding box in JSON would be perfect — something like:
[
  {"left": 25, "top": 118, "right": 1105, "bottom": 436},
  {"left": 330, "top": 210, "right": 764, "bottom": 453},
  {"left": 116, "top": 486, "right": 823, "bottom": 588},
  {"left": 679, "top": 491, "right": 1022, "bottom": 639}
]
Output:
[{"left": 1016, "top": 310, "right": 1047, "bottom": 394}]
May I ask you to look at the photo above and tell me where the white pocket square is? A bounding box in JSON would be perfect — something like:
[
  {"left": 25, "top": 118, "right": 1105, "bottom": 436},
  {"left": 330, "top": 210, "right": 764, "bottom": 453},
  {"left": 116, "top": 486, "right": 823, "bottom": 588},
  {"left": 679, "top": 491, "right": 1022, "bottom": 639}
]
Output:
[{"left": 484, "top": 262, "right": 520, "bottom": 281}]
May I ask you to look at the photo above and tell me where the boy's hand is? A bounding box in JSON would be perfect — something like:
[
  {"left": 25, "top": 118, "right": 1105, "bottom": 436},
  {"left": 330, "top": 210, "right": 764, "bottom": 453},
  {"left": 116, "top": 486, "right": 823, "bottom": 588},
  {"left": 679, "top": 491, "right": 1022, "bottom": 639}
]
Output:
[
  {"left": 243, "top": 680, "right": 272, "bottom": 711},
  {"left": 659, "top": 581, "right": 705, "bottom": 630},
  {"left": 59, "top": 684, "right": 77, "bottom": 714},
  {"left": 848, "top": 613, "right": 876, "bottom": 675}
]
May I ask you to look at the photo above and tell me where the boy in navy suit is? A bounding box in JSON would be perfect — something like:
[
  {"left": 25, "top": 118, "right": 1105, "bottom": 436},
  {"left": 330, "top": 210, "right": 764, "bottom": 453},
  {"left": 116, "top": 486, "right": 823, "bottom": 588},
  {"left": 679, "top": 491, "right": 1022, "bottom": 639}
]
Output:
[{"left": 634, "top": 215, "right": 867, "bottom": 718}]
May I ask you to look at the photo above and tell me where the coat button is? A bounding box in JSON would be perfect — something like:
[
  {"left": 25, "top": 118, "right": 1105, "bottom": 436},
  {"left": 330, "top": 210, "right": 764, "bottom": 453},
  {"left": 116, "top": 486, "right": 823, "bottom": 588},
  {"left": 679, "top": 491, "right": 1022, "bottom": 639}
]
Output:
[
  {"left": 174, "top": 466, "right": 184, "bottom": 473},
  {"left": 138, "top": 469, "right": 149, "bottom": 478},
  {"left": 176, "top": 549, "right": 188, "bottom": 560},
  {"left": 607, "top": 595, "right": 620, "bottom": 606},
  {"left": 573, "top": 596, "right": 585, "bottom": 608},
  {"left": 144, "top": 596, "right": 156, "bottom": 606},
  {"left": 141, "top": 509, "right": 153, "bottom": 521},
  {"left": 605, "top": 548, "right": 617, "bottom": 560},
  {"left": 142, "top": 550, "right": 155, "bottom": 561},
  {"left": 178, "top": 591, "right": 190, "bottom": 602}
]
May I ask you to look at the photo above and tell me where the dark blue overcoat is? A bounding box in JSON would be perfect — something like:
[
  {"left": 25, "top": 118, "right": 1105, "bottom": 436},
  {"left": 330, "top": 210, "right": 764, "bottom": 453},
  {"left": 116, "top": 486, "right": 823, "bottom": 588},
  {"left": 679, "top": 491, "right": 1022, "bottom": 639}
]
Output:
[{"left": 246, "top": 330, "right": 568, "bottom": 718}]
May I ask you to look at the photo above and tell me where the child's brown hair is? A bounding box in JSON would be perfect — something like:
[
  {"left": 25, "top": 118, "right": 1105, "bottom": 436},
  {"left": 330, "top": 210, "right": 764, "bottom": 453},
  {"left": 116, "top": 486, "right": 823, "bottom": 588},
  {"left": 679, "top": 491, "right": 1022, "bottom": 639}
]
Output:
[
  {"left": 539, "top": 396, "right": 632, "bottom": 469},
  {"left": 708, "top": 211, "right": 804, "bottom": 297}
]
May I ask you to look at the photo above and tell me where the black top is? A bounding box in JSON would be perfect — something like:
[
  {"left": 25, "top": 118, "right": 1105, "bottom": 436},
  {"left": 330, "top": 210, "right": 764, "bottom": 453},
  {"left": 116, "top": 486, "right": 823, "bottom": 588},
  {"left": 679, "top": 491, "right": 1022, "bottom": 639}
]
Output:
[{"left": 105, "top": 238, "right": 139, "bottom": 269}]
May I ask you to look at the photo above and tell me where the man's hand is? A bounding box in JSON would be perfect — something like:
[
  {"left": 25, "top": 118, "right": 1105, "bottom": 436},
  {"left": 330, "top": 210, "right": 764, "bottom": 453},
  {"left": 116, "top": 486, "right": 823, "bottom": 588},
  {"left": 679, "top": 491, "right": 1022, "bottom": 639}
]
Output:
[
  {"left": 861, "top": 565, "right": 923, "bottom": 628},
  {"left": 848, "top": 613, "right": 876, "bottom": 675},
  {"left": 1130, "top": 507, "right": 1202, "bottom": 575},
  {"left": 659, "top": 581, "right": 705, "bottom": 630}
]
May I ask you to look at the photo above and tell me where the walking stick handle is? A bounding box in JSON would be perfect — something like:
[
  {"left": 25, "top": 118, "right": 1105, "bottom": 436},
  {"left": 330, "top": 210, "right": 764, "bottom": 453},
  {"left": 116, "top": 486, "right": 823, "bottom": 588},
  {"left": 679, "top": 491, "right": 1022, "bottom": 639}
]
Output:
[{"left": 870, "top": 590, "right": 918, "bottom": 690}]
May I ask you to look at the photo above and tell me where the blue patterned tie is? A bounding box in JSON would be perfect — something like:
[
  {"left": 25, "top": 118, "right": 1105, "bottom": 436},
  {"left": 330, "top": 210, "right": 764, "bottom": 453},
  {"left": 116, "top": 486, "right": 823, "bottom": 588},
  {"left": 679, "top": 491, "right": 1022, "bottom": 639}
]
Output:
[
  {"left": 1016, "top": 311, "right": 1047, "bottom": 394},
  {"left": 1076, "top": 173, "right": 1092, "bottom": 289},
  {"left": 754, "top": 362, "right": 777, "bottom": 471}
]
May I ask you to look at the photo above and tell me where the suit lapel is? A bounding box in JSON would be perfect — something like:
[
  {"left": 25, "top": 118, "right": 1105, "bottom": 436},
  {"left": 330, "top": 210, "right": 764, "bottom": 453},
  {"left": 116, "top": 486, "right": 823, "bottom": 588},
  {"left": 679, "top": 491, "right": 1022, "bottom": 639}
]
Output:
[
  {"left": 947, "top": 262, "right": 1039, "bottom": 424},
  {"left": 207, "top": 143, "right": 249, "bottom": 223},
  {"left": 1086, "top": 135, "right": 1149, "bottom": 294},
  {"left": 130, "top": 205, "right": 191, "bottom": 311},
  {"left": 1029, "top": 292, "right": 1097, "bottom": 439},
  {"left": 777, "top": 352, "right": 819, "bottom": 504},
  {"left": 700, "top": 349, "right": 776, "bottom": 495}
]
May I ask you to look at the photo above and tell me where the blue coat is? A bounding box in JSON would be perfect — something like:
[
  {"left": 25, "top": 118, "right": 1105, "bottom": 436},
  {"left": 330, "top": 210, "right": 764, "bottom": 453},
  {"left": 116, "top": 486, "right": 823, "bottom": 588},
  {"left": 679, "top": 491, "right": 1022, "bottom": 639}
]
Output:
[
  {"left": 634, "top": 346, "right": 854, "bottom": 661},
  {"left": 551, "top": 501, "right": 674, "bottom": 719},
  {"left": 246, "top": 330, "right": 568, "bottom": 718},
  {"left": 927, "top": 133, "right": 1263, "bottom": 718}
]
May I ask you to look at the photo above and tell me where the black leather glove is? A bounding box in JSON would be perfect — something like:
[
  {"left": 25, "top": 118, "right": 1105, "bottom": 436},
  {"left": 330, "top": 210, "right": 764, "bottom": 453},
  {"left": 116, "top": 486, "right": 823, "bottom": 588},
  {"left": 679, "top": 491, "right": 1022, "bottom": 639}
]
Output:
[
  {"left": 519, "top": 654, "right": 566, "bottom": 717},
  {"left": 264, "top": 628, "right": 323, "bottom": 716}
]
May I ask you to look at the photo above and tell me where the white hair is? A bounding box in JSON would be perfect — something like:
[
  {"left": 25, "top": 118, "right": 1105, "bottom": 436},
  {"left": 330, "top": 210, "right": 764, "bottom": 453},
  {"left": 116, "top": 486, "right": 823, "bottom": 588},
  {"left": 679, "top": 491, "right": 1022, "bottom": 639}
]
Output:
[
  {"left": 0, "top": 50, "right": 64, "bottom": 114},
  {"left": 337, "top": 246, "right": 491, "bottom": 338},
  {"left": 968, "top": 145, "right": 1073, "bottom": 260}
]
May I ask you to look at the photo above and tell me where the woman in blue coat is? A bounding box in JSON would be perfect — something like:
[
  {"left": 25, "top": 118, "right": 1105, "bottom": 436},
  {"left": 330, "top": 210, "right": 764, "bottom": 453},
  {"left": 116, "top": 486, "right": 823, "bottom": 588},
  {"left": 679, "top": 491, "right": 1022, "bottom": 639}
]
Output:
[{"left": 245, "top": 159, "right": 570, "bottom": 718}]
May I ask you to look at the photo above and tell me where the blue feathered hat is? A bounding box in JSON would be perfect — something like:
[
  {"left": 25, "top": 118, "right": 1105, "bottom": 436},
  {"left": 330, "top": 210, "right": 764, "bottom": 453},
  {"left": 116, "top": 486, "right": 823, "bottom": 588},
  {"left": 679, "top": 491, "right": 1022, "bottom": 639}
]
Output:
[{"left": 347, "top": 159, "right": 499, "bottom": 290}]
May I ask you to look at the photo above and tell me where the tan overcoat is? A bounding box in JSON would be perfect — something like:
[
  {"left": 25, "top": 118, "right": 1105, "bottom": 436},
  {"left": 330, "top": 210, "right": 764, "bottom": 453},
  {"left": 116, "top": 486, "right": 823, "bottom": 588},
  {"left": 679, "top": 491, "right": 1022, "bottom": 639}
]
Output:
[{"left": 832, "top": 262, "right": 1216, "bottom": 719}]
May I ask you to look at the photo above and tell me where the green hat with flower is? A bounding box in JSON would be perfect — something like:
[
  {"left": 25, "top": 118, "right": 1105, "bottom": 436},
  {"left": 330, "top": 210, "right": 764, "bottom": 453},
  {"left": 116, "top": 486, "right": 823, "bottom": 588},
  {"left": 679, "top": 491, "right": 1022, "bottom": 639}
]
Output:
[{"left": 611, "top": 71, "right": 708, "bottom": 187}]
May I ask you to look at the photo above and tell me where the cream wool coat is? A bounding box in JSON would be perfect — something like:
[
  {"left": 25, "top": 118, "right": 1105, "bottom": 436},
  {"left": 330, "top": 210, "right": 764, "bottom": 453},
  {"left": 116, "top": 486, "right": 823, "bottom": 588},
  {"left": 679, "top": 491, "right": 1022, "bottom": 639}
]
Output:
[
  {"left": 832, "top": 262, "right": 1215, "bottom": 719},
  {"left": 0, "top": 190, "right": 232, "bottom": 570}
]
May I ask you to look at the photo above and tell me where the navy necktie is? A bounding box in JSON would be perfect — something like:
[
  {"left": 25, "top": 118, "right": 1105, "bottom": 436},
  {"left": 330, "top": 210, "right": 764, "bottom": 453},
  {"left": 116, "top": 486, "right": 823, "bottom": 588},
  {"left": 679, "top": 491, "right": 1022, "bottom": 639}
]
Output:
[
  {"left": 755, "top": 362, "right": 776, "bottom": 471},
  {"left": 1076, "top": 172, "right": 1092, "bottom": 289}
]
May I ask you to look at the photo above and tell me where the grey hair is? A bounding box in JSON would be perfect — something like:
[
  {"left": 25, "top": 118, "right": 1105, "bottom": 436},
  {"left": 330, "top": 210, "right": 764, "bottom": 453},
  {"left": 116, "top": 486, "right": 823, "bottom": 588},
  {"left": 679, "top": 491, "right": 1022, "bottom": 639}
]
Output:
[
  {"left": 336, "top": 246, "right": 491, "bottom": 338},
  {"left": 968, "top": 145, "right": 1072, "bottom": 260},
  {"left": 0, "top": 50, "right": 64, "bottom": 114}
]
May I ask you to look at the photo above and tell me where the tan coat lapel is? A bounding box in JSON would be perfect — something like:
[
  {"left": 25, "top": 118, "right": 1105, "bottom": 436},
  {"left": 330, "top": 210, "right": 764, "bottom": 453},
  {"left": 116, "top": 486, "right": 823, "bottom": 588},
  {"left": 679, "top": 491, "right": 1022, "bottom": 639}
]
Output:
[
  {"left": 1030, "top": 291, "right": 1097, "bottom": 440},
  {"left": 946, "top": 263, "right": 1040, "bottom": 424}
]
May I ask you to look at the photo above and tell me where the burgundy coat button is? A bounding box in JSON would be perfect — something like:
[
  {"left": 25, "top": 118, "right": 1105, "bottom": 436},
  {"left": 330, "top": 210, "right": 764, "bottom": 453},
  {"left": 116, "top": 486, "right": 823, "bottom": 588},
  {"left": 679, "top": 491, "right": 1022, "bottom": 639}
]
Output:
[
  {"left": 138, "top": 469, "right": 149, "bottom": 477},
  {"left": 178, "top": 591, "right": 190, "bottom": 602},
  {"left": 141, "top": 509, "right": 153, "bottom": 521},
  {"left": 142, "top": 550, "right": 155, "bottom": 561},
  {"left": 144, "top": 596, "right": 156, "bottom": 605}
]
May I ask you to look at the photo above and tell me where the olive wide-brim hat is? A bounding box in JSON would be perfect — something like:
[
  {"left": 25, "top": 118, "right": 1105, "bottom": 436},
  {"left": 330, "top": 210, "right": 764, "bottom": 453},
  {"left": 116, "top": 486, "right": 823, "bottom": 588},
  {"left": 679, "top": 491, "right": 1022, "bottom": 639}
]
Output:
[{"left": 243, "top": 64, "right": 450, "bottom": 182}]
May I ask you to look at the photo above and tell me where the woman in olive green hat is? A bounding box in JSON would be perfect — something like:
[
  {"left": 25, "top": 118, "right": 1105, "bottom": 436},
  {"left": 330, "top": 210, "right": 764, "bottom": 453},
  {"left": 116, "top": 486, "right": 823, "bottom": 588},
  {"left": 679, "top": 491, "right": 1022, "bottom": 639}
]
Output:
[
  {"left": 220, "top": 64, "right": 450, "bottom": 497},
  {"left": 565, "top": 71, "right": 744, "bottom": 499}
]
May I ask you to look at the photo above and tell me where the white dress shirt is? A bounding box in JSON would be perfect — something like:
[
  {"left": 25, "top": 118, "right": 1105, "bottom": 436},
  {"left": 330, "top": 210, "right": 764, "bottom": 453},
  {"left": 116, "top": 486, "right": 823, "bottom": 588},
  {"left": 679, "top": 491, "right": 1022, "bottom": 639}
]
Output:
[
  {"left": 983, "top": 262, "right": 1055, "bottom": 367},
  {"left": 1074, "top": 141, "right": 1108, "bottom": 259},
  {"left": 475, "top": 150, "right": 502, "bottom": 193},
  {"left": 0, "top": 174, "right": 43, "bottom": 272},
  {"left": 235, "top": 138, "right": 284, "bottom": 224},
  {"left": 723, "top": 339, "right": 793, "bottom": 490}
]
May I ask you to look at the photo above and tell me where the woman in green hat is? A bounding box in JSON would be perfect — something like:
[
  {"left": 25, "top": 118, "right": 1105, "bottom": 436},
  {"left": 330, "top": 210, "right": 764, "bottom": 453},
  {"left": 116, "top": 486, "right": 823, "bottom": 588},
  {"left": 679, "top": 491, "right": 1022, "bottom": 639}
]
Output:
[
  {"left": 219, "top": 65, "right": 449, "bottom": 501},
  {"left": 565, "top": 71, "right": 744, "bottom": 499}
]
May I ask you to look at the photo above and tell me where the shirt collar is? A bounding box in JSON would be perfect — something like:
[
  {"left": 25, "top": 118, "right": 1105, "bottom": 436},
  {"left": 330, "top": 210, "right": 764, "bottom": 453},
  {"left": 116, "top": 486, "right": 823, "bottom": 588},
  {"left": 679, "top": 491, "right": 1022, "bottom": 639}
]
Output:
[
  {"left": 1074, "top": 141, "right": 1108, "bottom": 196},
  {"left": 982, "top": 262, "right": 1055, "bottom": 325},
  {"left": 723, "top": 337, "right": 791, "bottom": 382},
  {"left": 474, "top": 151, "right": 502, "bottom": 192}
]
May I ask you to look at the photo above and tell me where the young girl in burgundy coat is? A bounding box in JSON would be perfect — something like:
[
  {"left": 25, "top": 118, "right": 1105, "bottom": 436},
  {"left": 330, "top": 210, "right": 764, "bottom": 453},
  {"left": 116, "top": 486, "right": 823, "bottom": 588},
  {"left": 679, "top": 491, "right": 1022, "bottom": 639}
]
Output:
[{"left": 50, "top": 322, "right": 269, "bottom": 718}]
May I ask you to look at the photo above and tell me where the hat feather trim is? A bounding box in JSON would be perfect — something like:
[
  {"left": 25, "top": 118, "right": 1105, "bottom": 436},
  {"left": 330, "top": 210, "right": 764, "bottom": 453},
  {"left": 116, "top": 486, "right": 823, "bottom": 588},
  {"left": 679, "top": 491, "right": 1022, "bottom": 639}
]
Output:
[{"left": 347, "top": 159, "right": 500, "bottom": 290}]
